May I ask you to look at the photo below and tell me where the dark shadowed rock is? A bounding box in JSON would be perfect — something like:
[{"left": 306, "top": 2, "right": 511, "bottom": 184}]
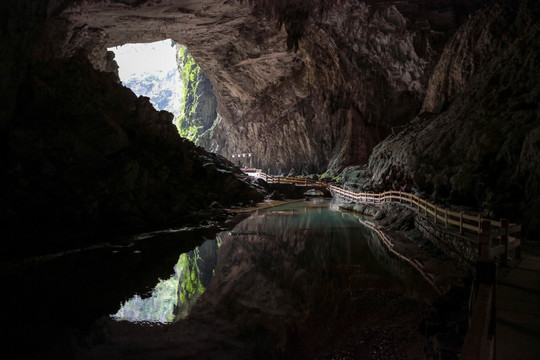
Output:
[
  {"left": 1, "top": 54, "right": 264, "bottom": 256},
  {"left": 365, "top": 0, "right": 540, "bottom": 238}
]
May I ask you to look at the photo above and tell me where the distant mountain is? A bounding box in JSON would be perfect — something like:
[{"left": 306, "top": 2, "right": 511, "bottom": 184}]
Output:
[{"left": 122, "top": 69, "right": 182, "bottom": 116}]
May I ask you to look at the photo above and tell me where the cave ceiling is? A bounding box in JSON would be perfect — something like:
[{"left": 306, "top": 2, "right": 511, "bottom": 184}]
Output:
[
  {"left": 26, "top": 0, "right": 490, "bottom": 173},
  {"left": 3, "top": 0, "right": 538, "bottom": 240}
]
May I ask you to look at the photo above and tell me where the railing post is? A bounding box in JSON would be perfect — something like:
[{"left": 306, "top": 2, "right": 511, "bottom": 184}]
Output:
[
  {"left": 476, "top": 219, "right": 497, "bottom": 355},
  {"left": 460, "top": 211, "right": 464, "bottom": 235},
  {"left": 500, "top": 218, "right": 508, "bottom": 267},
  {"left": 479, "top": 219, "right": 492, "bottom": 261},
  {"left": 478, "top": 214, "right": 482, "bottom": 233}
]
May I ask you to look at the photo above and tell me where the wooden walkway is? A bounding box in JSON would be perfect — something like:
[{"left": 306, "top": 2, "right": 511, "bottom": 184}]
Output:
[
  {"left": 495, "top": 243, "right": 540, "bottom": 360},
  {"left": 247, "top": 169, "right": 521, "bottom": 261}
]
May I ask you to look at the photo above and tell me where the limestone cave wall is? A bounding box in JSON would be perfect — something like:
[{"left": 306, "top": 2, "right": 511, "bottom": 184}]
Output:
[
  {"left": 176, "top": 45, "right": 219, "bottom": 143},
  {"left": 2, "top": 0, "right": 536, "bottom": 250},
  {"left": 198, "top": 0, "right": 484, "bottom": 174},
  {"left": 365, "top": 0, "right": 539, "bottom": 238},
  {"left": 12, "top": 0, "right": 484, "bottom": 174}
]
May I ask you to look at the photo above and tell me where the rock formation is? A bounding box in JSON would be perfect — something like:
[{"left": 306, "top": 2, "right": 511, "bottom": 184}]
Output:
[
  {"left": 176, "top": 45, "right": 219, "bottom": 143},
  {"left": 365, "top": 0, "right": 540, "bottom": 238},
  {"left": 2, "top": 1, "right": 539, "bottom": 359},
  {"left": 1, "top": 0, "right": 538, "bottom": 252},
  {"left": 7, "top": 1, "right": 485, "bottom": 171},
  {"left": 2, "top": 53, "right": 264, "bottom": 255},
  {"left": 199, "top": 0, "right": 481, "bottom": 174}
]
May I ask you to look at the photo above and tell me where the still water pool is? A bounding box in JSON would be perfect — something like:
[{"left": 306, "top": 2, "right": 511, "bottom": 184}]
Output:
[{"left": 3, "top": 199, "right": 437, "bottom": 359}]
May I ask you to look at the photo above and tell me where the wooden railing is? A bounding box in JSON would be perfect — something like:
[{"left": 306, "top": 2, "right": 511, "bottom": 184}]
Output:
[
  {"left": 246, "top": 169, "right": 521, "bottom": 253},
  {"left": 245, "top": 169, "right": 520, "bottom": 359},
  {"left": 249, "top": 170, "right": 328, "bottom": 187},
  {"left": 326, "top": 185, "right": 521, "bottom": 261},
  {"left": 327, "top": 184, "right": 520, "bottom": 360}
]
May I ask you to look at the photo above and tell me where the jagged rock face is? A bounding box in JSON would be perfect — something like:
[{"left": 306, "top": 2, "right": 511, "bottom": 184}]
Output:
[
  {"left": 198, "top": 0, "right": 475, "bottom": 174},
  {"left": 365, "top": 0, "right": 540, "bottom": 237},
  {"left": 2, "top": 53, "right": 264, "bottom": 253},
  {"left": 421, "top": 1, "right": 517, "bottom": 113},
  {"left": 21, "top": 0, "right": 482, "bottom": 174},
  {"left": 1, "top": 0, "right": 518, "bottom": 248}
]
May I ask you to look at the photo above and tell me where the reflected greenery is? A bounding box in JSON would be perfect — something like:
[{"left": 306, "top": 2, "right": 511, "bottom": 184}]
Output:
[
  {"left": 112, "top": 238, "right": 220, "bottom": 323},
  {"left": 102, "top": 200, "right": 441, "bottom": 359},
  {"left": 176, "top": 250, "right": 205, "bottom": 319}
]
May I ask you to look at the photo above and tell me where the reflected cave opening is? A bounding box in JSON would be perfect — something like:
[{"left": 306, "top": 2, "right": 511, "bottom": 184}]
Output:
[{"left": 111, "top": 236, "right": 221, "bottom": 324}]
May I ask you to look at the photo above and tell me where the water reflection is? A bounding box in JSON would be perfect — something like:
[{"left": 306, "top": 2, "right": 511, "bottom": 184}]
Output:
[
  {"left": 112, "top": 199, "right": 435, "bottom": 339},
  {"left": 112, "top": 238, "right": 221, "bottom": 323}
]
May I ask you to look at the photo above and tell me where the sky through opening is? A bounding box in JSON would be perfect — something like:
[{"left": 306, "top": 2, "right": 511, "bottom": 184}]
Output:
[{"left": 108, "top": 39, "right": 182, "bottom": 117}]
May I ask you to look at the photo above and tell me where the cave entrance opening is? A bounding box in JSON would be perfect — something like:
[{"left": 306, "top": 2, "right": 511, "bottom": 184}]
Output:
[
  {"left": 108, "top": 39, "right": 220, "bottom": 147},
  {"left": 108, "top": 39, "right": 182, "bottom": 118}
]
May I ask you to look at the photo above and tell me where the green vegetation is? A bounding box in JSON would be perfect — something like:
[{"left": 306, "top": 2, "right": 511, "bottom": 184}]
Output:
[
  {"left": 177, "top": 48, "right": 197, "bottom": 140},
  {"left": 319, "top": 170, "right": 341, "bottom": 182},
  {"left": 112, "top": 264, "right": 181, "bottom": 323},
  {"left": 177, "top": 250, "right": 205, "bottom": 304},
  {"left": 112, "top": 247, "right": 208, "bottom": 323},
  {"left": 177, "top": 46, "right": 201, "bottom": 141},
  {"left": 176, "top": 46, "right": 218, "bottom": 143},
  {"left": 178, "top": 123, "right": 201, "bottom": 142}
]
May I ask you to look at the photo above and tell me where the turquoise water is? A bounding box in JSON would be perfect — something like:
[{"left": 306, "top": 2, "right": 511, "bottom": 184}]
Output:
[
  {"left": 112, "top": 199, "right": 435, "bottom": 324},
  {"left": 3, "top": 199, "right": 436, "bottom": 359}
]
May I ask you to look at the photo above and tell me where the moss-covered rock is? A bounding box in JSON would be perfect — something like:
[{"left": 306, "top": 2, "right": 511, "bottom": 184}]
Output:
[{"left": 176, "top": 46, "right": 218, "bottom": 144}]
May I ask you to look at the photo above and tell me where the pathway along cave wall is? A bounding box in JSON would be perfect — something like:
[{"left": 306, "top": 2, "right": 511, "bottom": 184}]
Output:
[{"left": 365, "top": 0, "right": 540, "bottom": 239}]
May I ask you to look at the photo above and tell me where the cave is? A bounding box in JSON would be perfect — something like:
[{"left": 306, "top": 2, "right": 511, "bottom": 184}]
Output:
[{"left": 1, "top": 0, "right": 539, "bottom": 359}]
